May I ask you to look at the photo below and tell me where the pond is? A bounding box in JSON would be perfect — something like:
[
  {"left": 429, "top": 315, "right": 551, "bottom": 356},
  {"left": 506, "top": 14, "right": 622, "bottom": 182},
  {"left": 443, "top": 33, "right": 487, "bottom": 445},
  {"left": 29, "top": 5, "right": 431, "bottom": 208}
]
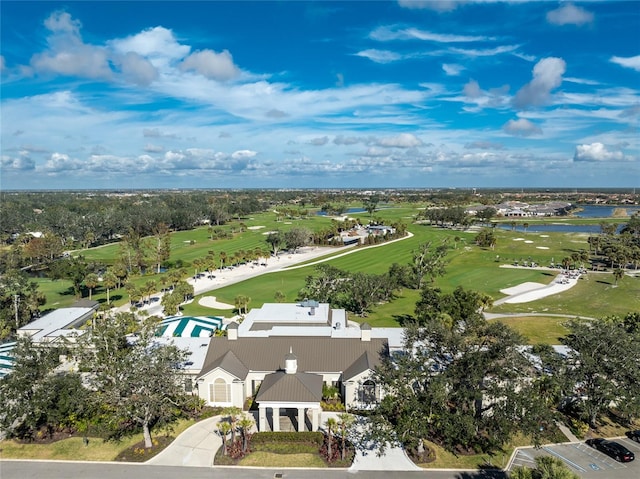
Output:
[{"left": 573, "top": 204, "right": 640, "bottom": 218}]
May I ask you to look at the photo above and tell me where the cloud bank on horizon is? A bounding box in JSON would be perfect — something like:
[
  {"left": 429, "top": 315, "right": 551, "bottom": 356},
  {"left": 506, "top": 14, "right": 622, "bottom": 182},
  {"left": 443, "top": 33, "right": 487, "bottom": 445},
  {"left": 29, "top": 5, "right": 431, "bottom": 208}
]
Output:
[{"left": 1, "top": 1, "right": 638, "bottom": 189}]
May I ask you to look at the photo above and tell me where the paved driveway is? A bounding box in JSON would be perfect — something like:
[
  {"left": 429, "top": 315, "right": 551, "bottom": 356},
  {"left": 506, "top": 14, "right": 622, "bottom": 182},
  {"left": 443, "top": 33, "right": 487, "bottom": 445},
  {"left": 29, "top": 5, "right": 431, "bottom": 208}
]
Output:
[{"left": 146, "top": 416, "right": 221, "bottom": 467}]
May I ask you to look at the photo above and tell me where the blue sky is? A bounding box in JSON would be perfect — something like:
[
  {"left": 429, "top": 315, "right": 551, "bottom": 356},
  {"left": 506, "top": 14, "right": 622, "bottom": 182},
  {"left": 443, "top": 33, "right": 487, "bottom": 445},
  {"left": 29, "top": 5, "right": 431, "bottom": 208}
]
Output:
[{"left": 1, "top": 1, "right": 638, "bottom": 190}]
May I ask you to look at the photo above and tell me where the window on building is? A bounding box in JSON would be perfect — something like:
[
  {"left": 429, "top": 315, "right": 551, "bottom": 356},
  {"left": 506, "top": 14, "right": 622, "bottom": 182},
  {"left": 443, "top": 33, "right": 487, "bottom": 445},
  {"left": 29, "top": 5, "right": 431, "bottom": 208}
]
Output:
[
  {"left": 358, "top": 379, "right": 377, "bottom": 404},
  {"left": 209, "top": 378, "right": 230, "bottom": 403}
]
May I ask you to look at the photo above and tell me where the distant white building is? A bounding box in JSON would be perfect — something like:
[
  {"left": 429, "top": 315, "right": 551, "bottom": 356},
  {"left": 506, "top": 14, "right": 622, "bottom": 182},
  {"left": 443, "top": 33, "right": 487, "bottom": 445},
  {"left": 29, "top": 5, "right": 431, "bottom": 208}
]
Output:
[{"left": 17, "top": 300, "right": 99, "bottom": 345}]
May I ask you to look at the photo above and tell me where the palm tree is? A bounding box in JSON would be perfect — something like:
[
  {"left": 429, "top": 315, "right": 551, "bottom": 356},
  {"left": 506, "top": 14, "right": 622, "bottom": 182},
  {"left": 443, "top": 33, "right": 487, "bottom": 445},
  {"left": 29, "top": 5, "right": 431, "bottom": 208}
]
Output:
[
  {"left": 234, "top": 295, "right": 250, "bottom": 315},
  {"left": 102, "top": 270, "right": 118, "bottom": 304},
  {"left": 337, "top": 413, "right": 354, "bottom": 461},
  {"left": 325, "top": 417, "right": 337, "bottom": 462},
  {"left": 84, "top": 273, "right": 99, "bottom": 300},
  {"left": 143, "top": 280, "right": 156, "bottom": 303},
  {"left": 613, "top": 268, "right": 624, "bottom": 285},
  {"left": 217, "top": 421, "right": 231, "bottom": 456},
  {"left": 223, "top": 406, "right": 242, "bottom": 445},
  {"left": 238, "top": 415, "right": 254, "bottom": 452}
]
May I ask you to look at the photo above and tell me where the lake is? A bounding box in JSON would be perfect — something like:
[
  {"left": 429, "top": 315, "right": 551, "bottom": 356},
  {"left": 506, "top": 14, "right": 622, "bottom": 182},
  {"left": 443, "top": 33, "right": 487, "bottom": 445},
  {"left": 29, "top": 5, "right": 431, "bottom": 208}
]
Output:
[{"left": 574, "top": 204, "right": 640, "bottom": 218}]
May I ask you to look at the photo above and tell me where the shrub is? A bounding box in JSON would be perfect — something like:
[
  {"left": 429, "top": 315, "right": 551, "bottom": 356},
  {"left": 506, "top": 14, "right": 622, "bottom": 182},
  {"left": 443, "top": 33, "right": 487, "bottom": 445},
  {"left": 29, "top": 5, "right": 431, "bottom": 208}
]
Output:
[
  {"left": 321, "top": 401, "right": 346, "bottom": 412},
  {"left": 251, "top": 431, "right": 324, "bottom": 446}
]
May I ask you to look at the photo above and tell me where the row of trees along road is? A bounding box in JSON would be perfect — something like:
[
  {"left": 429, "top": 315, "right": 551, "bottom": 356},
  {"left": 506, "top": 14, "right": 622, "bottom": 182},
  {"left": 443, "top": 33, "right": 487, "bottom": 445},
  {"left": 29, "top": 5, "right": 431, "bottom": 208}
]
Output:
[
  {"left": 0, "top": 313, "right": 191, "bottom": 448},
  {"left": 364, "top": 286, "right": 640, "bottom": 456}
]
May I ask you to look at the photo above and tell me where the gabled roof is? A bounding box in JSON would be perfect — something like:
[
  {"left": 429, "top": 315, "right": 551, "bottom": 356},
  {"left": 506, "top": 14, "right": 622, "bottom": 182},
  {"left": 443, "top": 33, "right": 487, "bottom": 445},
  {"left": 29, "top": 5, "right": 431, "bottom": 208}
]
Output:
[
  {"left": 198, "top": 337, "right": 387, "bottom": 379},
  {"left": 343, "top": 350, "right": 377, "bottom": 380},
  {"left": 207, "top": 350, "right": 249, "bottom": 380},
  {"left": 255, "top": 371, "right": 323, "bottom": 403}
]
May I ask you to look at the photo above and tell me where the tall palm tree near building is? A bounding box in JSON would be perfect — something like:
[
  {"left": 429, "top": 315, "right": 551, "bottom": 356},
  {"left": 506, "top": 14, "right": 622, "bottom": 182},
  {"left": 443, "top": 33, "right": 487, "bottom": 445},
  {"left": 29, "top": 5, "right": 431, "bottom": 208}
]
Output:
[
  {"left": 102, "top": 270, "right": 117, "bottom": 304},
  {"left": 217, "top": 420, "right": 231, "bottom": 456},
  {"left": 337, "top": 413, "right": 355, "bottom": 460},
  {"left": 238, "top": 415, "right": 254, "bottom": 452},
  {"left": 84, "top": 273, "right": 99, "bottom": 300},
  {"left": 325, "top": 417, "right": 337, "bottom": 461}
]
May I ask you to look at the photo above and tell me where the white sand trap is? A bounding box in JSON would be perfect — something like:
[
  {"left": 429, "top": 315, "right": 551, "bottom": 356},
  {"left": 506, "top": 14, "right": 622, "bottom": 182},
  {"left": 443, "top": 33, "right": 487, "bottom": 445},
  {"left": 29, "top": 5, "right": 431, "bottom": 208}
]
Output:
[
  {"left": 536, "top": 246, "right": 549, "bottom": 250},
  {"left": 247, "top": 225, "right": 265, "bottom": 230},
  {"left": 501, "top": 282, "right": 545, "bottom": 296},
  {"left": 540, "top": 235, "right": 549, "bottom": 238},
  {"left": 524, "top": 240, "right": 534, "bottom": 244},
  {"left": 513, "top": 238, "right": 525, "bottom": 241},
  {"left": 262, "top": 230, "right": 278, "bottom": 235},
  {"left": 198, "top": 296, "right": 234, "bottom": 310}
]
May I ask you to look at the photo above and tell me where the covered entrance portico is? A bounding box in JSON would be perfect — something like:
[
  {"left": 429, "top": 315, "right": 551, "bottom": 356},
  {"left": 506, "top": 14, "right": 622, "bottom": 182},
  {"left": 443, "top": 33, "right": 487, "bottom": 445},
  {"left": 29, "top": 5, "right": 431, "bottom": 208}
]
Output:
[{"left": 257, "top": 401, "right": 321, "bottom": 432}]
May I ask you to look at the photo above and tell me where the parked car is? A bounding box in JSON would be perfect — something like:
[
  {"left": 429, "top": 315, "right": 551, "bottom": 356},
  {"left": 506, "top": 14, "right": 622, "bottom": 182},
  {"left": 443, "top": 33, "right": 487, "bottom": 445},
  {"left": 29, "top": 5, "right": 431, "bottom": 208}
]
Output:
[
  {"left": 626, "top": 430, "right": 640, "bottom": 443},
  {"left": 586, "top": 438, "right": 635, "bottom": 462}
]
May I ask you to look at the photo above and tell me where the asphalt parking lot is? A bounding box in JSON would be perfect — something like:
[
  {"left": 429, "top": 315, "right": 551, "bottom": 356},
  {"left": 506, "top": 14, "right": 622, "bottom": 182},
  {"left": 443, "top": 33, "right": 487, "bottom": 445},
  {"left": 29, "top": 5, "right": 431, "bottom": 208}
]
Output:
[{"left": 509, "top": 437, "right": 640, "bottom": 479}]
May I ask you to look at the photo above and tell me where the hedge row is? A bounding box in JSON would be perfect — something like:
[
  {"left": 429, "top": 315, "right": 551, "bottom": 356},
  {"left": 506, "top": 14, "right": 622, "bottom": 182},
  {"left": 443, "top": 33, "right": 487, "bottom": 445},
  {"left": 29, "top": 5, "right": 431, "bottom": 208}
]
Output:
[{"left": 251, "top": 431, "right": 324, "bottom": 445}]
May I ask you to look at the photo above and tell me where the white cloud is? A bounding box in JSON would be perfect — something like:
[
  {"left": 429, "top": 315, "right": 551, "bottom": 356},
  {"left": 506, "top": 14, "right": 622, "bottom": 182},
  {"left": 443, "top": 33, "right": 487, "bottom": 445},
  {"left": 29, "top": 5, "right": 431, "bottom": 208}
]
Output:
[
  {"left": 461, "top": 79, "right": 510, "bottom": 110},
  {"left": 610, "top": 55, "right": 640, "bottom": 72},
  {"left": 354, "top": 49, "right": 402, "bottom": 64},
  {"left": 449, "top": 45, "right": 520, "bottom": 57},
  {"left": 442, "top": 63, "right": 464, "bottom": 76},
  {"left": 370, "top": 25, "right": 489, "bottom": 43},
  {"left": 397, "top": 0, "right": 462, "bottom": 12},
  {"left": 30, "top": 12, "right": 111, "bottom": 80},
  {"left": 144, "top": 143, "right": 164, "bottom": 153},
  {"left": 333, "top": 135, "right": 363, "bottom": 145},
  {"left": 377, "top": 133, "right": 423, "bottom": 148},
  {"left": 117, "top": 52, "right": 158, "bottom": 86},
  {"left": 513, "top": 57, "right": 566, "bottom": 109},
  {"left": 546, "top": 4, "right": 594, "bottom": 26},
  {"left": 503, "top": 118, "right": 542, "bottom": 137},
  {"left": 109, "top": 26, "right": 190, "bottom": 70},
  {"left": 43, "top": 152, "right": 83, "bottom": 171},
  {"left": 574, "top": 143, "right": 624, "bottom": 162},
  {"left": 1, "top": 153, "right": 36, "bottom": 170},
  {"left": 231, "top": 149, "right": 257, "bottom": 159},
  {"left": 307, "top": 136, "right": 329, "bottom": 146},
  {"left": 44, "top": 10, "right": 81, "bottom": 35},
  {"left": 179, "top": 49, "right": 240, "bottom": 81},
  {"left": 463, "top": 80, "right": 483, "bottom": 99}
]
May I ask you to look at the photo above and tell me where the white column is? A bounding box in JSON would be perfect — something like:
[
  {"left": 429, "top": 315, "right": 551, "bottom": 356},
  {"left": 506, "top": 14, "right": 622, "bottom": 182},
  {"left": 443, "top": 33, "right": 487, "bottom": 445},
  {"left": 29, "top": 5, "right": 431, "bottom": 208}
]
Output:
[
  {"left": 298, "top": 407, "right": 305, "bottom": 432},
  {"left": 272, "top": 407, "right": 280, "bottom": 432},
  {"left": 311, "top": 408, "right": 319, "bottom": 431},
  {"left": 259, "top": 406, "right": 267, "bottom": 432}
]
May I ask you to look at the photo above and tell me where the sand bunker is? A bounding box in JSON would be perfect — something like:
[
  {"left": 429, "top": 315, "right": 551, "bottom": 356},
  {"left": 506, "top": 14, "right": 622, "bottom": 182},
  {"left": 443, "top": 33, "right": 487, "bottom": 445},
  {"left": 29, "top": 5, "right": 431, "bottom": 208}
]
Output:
[
  {"left": 536, "top": 246, "right": 549, "bottom": 250},
  {"left": 247, "top": 225, "right": 265, "bottom": 230},
  {"left": 540, "top": 235, "right": 549, "bottom": 238},
  {"left": 513, "top": 238, "right": 525, "bottom": 241},
  {"left": 524, "top": 240, "right": 534, "bottom": 244},
  {"left": 199, "top": 296, "right": 234, "bottom": 310}
]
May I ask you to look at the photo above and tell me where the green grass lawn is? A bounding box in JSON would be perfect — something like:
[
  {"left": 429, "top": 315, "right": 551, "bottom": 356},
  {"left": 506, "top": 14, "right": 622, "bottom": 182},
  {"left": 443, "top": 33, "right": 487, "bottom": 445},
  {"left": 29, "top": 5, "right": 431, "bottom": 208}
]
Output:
[
  {"left": 489, "top": 273, "right": 640, "bottom": 318},
  {"left": 0, "top": 419, "right": 195, "bottom": 461},
  {"left": 50, "top": 207, "right": 637, "bottom": 323},
  {"left": 492, "top": 316, "right": 570, "bottom": 344},
  {"left": 236, "top": 451, "right": 327, "bottom": 467}
]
